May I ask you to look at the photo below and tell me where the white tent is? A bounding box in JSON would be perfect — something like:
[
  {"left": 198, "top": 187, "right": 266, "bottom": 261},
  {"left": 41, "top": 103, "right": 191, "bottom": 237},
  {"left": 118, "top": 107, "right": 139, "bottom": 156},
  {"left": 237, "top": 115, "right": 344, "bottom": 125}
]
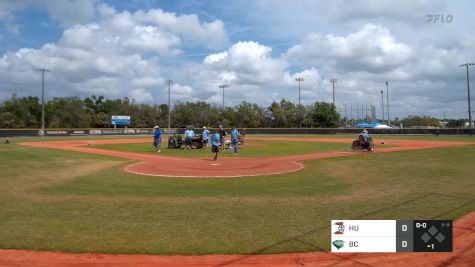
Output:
[{"left": 373, "top": 124, "right": 392, "bottom": 129}]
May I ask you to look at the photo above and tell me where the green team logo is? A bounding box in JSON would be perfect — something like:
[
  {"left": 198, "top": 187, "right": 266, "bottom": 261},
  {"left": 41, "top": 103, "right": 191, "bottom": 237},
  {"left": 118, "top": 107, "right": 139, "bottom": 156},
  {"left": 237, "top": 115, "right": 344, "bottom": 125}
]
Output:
[{"left": 332, "top": 240, "right": 345, "bottom": 250}]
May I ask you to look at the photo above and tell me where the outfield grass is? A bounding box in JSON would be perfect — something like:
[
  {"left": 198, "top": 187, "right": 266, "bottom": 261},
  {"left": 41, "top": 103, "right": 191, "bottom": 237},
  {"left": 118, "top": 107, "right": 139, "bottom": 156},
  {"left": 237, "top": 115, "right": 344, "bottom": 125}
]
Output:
[
  {"left": 0, "top": 135, "right": 474, "bottom": 255},
  {"left": 249, "top": 134, "right": 475, "bottom": 142}
]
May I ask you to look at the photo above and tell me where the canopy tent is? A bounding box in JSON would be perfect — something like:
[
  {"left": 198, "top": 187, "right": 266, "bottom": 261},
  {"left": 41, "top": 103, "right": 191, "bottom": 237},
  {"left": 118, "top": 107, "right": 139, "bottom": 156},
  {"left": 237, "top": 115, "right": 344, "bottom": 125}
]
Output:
[
  {"left": 354, "top": 121, "right": 388, "bottom": 128},
  {"left": 355, "top": 121, "right": 371, "bottom": 128}
]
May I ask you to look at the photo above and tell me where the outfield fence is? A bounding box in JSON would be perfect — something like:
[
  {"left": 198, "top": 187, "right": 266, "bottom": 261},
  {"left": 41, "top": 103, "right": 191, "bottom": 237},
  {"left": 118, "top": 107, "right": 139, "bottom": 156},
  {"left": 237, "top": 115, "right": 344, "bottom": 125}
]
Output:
[{"left": 0, "top": 127, "right": 474, "bottom": 137}]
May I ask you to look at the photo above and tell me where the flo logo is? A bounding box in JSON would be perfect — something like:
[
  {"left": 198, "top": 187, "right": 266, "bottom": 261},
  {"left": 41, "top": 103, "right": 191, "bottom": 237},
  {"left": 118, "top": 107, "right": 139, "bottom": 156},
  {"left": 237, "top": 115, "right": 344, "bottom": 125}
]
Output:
[
  {"left": 426, "top": 14, "right": 453, "bottom": 23},
  {"left": 333, "top": 240, "right": 345, "bottom": 250},
  {"left": 334, "top": 222, "right": 345, "bottom": 235}
]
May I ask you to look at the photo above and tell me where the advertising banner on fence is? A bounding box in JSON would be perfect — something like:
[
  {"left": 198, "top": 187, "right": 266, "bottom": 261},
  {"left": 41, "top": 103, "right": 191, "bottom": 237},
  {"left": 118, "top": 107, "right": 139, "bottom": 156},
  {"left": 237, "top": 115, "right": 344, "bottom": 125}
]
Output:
[
  {"left": 111, "top": 115, "right": 131, "bottom": 126},
  {"left": 45, "top": 130, "right": 68, "bottom": 136}
]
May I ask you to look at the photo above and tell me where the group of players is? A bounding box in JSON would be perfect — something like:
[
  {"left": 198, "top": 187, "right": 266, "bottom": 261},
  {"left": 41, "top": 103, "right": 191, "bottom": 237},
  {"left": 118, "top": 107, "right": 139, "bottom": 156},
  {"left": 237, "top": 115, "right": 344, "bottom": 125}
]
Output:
[{"left": 152, "top": 125, "right": 240, "bottom": 161}]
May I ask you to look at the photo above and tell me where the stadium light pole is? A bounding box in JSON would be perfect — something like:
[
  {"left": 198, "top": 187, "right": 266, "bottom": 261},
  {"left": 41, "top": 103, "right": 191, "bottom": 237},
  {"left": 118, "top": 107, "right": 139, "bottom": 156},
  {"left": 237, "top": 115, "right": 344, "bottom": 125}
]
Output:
[
  {"left": 219, "top": 84, "right": 230, "bottom": 109},
  {"left": 330, "top": 78, "right": 337, "bottom": 107},
  {"left": 380, "top": 90, "right": 385, "bottom": 123},
  {"left": 295, "top": 77, "right": 304, "bottom": 105},
  {"left": 344, "top": 103, "right": 348, "bottom": 127},
  {"left": 460, "top": 63, "right": 474, "bottom": 128},
  {"left": 37, "top": 68, "right": 50, "bottom": 133},
  {"left": 386, "top": 81, "right": 390, "bottom": 127},
  {"left": 165, "top": 79, "right": 173, "bottom": 129}
]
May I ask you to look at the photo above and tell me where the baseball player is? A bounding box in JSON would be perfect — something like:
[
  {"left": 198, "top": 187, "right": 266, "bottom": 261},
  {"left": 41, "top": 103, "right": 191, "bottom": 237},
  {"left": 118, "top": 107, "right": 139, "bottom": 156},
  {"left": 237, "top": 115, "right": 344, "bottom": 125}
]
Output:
[
  {"left": 184, "top": 126, "right": 194, "bottom": 150},
  {"left": 231, "top": 127, "right": 239, "bottom": 155},
  {"left": 202, "top": 126, "right": 210, "bottom": 148},
  {"left": 211, "top": 129, "right": 221, "bottom": 160},
  {"left": 153, "top": 126, "right": 162, "bottom": 153}
]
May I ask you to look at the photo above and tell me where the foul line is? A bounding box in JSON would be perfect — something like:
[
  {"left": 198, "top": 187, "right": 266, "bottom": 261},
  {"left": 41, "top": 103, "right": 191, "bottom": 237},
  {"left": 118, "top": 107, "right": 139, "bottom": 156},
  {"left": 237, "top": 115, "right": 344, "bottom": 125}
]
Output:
[{"left": 124, "top": 162, "right": 305, "bottom": 178}]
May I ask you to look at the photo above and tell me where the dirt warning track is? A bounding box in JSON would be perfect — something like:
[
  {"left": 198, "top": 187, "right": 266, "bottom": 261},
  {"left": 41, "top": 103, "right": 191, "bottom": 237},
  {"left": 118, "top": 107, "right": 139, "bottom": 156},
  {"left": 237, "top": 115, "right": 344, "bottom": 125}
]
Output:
[
  {"left": 21, "top": 137, "right": 473, "bottom": 178},
  {"left": 1, "top": 211, "right": 473, "bottom": 266}
]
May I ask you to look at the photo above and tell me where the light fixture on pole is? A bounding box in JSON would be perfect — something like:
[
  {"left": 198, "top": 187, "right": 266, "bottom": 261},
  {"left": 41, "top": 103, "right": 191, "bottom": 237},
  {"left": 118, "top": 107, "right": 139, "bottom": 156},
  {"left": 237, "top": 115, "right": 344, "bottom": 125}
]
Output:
[
  {"left": 37, "top": 68, "right": 50, "bottom": 134},
  {"left": 165, "top": 79, "right": 173, "bottom": 129},
  {"left": 380, "top": 90, "right": 385, "bottom": 123},
  {"left": 219, "top": 84, "right": 230, "bottom": 109},
  {"left": 330, "top": 78, "right": 337, "bottom": 107},
  {"left": 295, "top": 77, "right": 304, "bottom": 105},
  {"left": 460, "top": 63, "right": 474, "bottom": 128},
  {"left": 385, "top": 81, "right": 390, "bottom": 127}
]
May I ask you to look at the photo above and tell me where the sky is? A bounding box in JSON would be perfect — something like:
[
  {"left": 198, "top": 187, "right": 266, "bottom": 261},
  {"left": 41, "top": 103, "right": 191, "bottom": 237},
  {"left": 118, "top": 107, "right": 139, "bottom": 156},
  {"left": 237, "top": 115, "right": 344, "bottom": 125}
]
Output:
[{"left": 0, "top": 0, "right": 474, "bottom": 120}]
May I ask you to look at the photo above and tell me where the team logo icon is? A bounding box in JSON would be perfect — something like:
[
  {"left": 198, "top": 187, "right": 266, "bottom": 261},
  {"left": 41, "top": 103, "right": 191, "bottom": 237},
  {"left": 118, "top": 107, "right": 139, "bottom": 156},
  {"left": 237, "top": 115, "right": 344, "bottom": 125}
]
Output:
[
  {"left": 332, "top": 240, "right": 345, "bottom": 250},
  {"left": 334, "top": 221, "right": 345, "bottom": 235}
]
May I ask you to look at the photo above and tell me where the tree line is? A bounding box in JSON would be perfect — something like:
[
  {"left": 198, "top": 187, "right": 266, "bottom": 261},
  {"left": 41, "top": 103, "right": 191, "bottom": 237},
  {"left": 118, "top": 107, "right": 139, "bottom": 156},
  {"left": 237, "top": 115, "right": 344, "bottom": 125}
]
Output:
[
  {"left": 0, "top": 94, "right": 340, "bottom": 128},
  {"left": 0, "top": 94, "right": 459, "bottom": 129}
]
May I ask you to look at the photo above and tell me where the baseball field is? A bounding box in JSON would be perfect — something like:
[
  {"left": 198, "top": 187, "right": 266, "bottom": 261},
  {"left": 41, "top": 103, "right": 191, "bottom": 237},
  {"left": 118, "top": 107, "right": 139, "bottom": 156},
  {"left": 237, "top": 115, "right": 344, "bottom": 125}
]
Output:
[{"left": 0, "top": 134, "right": 474, "bottom": 266}]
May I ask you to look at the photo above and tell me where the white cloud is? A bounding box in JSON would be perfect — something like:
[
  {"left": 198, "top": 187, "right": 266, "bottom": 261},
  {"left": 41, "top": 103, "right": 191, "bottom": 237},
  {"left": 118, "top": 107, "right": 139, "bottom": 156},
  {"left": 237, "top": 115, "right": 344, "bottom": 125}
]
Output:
[
  {"left": 133, "top": 9, "right": 228, "bottom": 49},
  {"left": 0, "top": 0, "right": 96, "bottom": 34},
  {"left": 286, "top": 68, "right": 323, "bottom": 100},
  {"left": 45, "top": 0, "right": 96, "bottom": 27},
  {"left": 203, "top": 51, "right": 227, "bottom": 64},
  {"left": 129, "top": 88, "right": 153, "bottom": 103},
  {"left": 168, "top": 83, "right": 200, "bottom": 103},
  {"left": 0, "top": 3, "right": 229, "bottom": 103},
  {"left": 1, "top": 0, "right": 474, "bottom": 119},
  {"left": 336, "top": 0, "right": 446, "bottom": 21},
  {"left": 204, "top": 41, "right": 288, "bottom": 84},
  {"left": 59, "top": 14, "right": 182, "bottom": 55},
  {"left": 285, "top": 24, "right": 412, "bottom": 72}
]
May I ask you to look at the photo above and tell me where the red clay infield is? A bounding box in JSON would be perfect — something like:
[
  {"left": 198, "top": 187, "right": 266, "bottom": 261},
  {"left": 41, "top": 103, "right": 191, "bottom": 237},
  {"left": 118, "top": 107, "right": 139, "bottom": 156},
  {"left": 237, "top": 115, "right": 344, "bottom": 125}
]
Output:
[
  {"left": 1, "top": 211, "right": 473, "bottom": 266},
  {"left": 20, "top": 137, "right": 474, "bottom": 178}
]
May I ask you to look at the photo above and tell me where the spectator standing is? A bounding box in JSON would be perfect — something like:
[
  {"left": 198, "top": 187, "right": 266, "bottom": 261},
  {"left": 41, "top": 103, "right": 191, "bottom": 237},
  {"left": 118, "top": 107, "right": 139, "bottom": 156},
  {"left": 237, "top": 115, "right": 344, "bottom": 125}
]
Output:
[
  {"left": 231, "top": 127, "right": 239, "bottom": 155},
  {"left": 202, "top": 126, "right": 211, "bottom": 148},
  {"left": 184, "top": 127, "right": 194, "bottom": 150},
  {"left": 218, "top": 125, "right": 226, "bottom": 150}
]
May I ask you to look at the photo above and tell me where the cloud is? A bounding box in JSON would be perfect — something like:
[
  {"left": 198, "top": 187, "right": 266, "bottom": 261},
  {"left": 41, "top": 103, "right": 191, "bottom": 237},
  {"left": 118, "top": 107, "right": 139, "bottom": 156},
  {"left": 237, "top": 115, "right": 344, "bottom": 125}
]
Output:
[
  {"left": 285, "top": 24, "right": 412, "bottom": 73},
  {"left": 129, "top": 88, "right": 153, "bottom": 103},
  {"left": 0, "top": 0, "right": 96, "bottom": 35},
  {"left": 281, "top": 68, "right": 323, "bottom": 101},
  {"left": 204, "top": 41, "right": 288, "bottom": 84},
  {"left": 0, "top": 3, "right": 228, "bottom": 103},
  {"left": 60, "top": 11, "right": 180, "bottom": 55},
  {"left": 45, "top": 0, "right": 96, "bottom": 27},
  {"left": 336, "top": 0, "right": 446, "bottom": 21},
  {"left": 133, "top": 8, "right": 228, "bottom": 49},
  {"left": 1, "top": 0, "right": 474, "bottom": 119},
  {"left": 0, "top": 10, "right": 20, "bottom": 34}
]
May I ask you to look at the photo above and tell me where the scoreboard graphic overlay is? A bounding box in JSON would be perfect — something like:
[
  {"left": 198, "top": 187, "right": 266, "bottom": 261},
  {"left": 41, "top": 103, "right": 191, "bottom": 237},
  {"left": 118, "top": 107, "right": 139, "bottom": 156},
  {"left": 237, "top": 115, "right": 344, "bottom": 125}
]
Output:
[{"left": 331, "top": 220, "right": 452, "bottom": 252}]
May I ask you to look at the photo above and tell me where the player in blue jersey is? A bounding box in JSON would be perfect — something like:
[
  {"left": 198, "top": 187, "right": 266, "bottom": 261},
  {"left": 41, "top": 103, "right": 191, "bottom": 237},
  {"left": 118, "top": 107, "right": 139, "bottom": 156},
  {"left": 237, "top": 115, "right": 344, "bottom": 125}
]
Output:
[
  {"left": 153, "top": 126, "right": 161, "bottom": 153},
  {"left": 184, "top": 127, "right": 194, "bottom": 150},
  {"left": 210, "top": 129, "right": 221, "bottom": 160},
  {"left": 361, "top": 129, "right": 369, "bottom": 143},
  {"left": 202, "top": 126, "right": 210, "bottom": 148},
  {"left": 231, "top": 127, "right": 239, "bottom": 155}
]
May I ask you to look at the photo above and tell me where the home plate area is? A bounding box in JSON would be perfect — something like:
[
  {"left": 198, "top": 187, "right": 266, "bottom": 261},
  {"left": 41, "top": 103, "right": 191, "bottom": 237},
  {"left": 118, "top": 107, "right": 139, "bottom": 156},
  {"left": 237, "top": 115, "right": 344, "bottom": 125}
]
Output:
[{"left": 124, "top": 157, "right": 304, "bottom": 178}]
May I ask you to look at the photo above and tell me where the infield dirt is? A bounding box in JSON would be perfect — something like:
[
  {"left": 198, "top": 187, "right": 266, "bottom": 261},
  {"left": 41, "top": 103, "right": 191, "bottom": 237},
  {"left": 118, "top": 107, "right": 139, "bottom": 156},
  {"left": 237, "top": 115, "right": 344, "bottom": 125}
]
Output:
[{"left": 20, "top": 137, "right": 474, "bottom": 178}]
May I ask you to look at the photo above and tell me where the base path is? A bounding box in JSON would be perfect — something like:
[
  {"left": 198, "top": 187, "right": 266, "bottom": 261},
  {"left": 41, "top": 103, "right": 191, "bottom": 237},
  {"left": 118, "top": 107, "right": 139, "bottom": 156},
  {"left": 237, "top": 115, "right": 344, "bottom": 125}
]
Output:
[
  {"left": 1, "top": 211, "right": 473, "bottom": 266},
  {"left": 21, "top": 137, "right": 473, "bottom": 178}
]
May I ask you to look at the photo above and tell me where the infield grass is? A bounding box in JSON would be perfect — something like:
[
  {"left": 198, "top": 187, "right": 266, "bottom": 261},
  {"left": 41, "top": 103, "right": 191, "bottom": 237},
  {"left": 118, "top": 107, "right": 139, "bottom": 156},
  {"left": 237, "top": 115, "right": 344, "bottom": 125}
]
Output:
[
  {"left": 92, "top": 139, "right": 350, "bottom": 158},
  {"left": 0, "top": 135, "right": 474, "bottom": 255}
]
